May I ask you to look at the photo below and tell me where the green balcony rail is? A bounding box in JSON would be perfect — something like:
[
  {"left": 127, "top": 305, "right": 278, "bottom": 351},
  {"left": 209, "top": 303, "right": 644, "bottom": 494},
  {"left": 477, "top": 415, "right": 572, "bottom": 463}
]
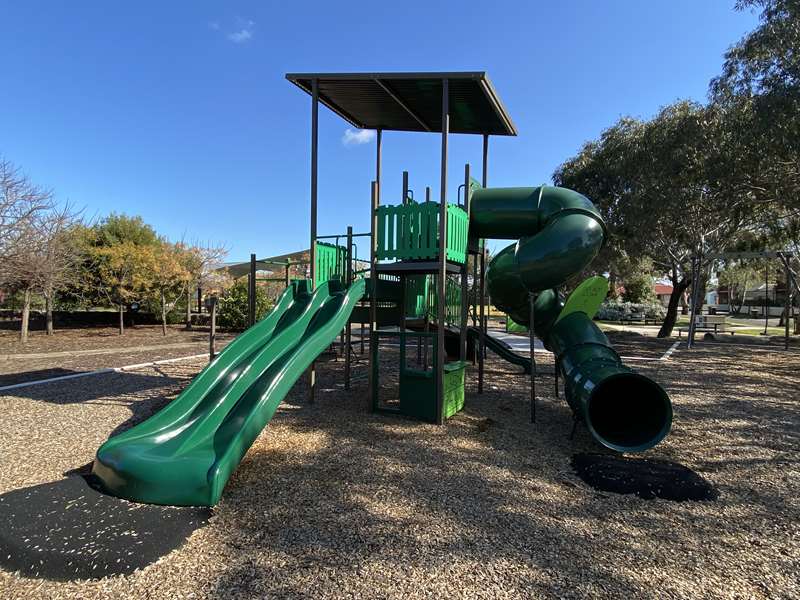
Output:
[
  {"left": 376, "top": 202, "right": 468, "bottom": 264},
  {"left": 315, "top": 241, "right": 347, "bottom": 287},
  {"left": 405, "top": 274, "right": 462, "bottom": 326}
]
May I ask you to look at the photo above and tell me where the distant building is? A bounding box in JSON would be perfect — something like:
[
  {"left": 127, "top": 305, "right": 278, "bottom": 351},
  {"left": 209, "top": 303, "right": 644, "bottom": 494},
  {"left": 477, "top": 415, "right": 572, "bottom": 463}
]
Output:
[{"left": 654, "top": 284, "right": 673, "bottom": 307}]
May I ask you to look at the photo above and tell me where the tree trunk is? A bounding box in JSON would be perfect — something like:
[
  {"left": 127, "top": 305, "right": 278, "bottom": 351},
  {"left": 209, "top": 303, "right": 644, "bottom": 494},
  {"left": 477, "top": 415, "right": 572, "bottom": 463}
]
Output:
[
  {"left": 185, "top": 286, "right": 193, "bottom": 330},
  {"left": 45, "top": 293, "right": 54, "bottom": 335},
  {"left": 161, "top": 290, "right": 167, "bottom": 336},
  {"left": 658, "top": 279, "right": 691, "bottom": 338},
  {"left": 118, "top": 303, "right": 125, "bottom": 335},
  {"left": 20, "top": 288, "right": 31, "bottom": 343}
]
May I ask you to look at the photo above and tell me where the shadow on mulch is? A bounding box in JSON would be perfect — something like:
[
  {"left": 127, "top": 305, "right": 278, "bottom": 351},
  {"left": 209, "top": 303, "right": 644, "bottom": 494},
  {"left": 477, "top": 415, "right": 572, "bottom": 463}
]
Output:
[
  {"left": 0, "top": 465, "right": 210, "bottom": 581},
  {"left": 572, "top": 453, "right": 719, "bottom": 502}
]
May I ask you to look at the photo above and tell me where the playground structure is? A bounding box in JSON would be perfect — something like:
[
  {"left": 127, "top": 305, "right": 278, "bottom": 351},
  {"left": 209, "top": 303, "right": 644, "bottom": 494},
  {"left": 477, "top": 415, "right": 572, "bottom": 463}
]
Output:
[{"left": 92, "top": 72, "right": 673, "bottom": 506}]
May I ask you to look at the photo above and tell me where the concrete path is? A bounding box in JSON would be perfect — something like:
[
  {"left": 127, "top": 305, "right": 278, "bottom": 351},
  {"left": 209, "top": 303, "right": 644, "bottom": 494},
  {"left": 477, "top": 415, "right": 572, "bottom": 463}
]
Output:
[{"left": 0, "top": 341, "right": 206, "bottom": 361}]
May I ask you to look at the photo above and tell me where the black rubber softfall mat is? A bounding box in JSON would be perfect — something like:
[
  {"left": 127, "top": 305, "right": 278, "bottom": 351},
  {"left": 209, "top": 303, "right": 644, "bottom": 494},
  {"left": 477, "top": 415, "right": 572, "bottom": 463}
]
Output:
[
  {"left": 571, "top": 453, "right": 719, "bottom": 502},
  {"left": 0, "top": 473, "right": 210, "bottom": 580}
]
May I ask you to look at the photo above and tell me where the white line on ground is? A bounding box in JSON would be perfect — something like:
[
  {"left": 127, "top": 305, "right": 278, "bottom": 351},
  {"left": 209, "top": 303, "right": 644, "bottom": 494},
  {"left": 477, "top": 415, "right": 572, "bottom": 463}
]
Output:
[
  {"left": 659, "top": 341, "right": 681, "bottom": 361},
  {"left": 0, "top": 353, "right": 209, "bottom": 392}
]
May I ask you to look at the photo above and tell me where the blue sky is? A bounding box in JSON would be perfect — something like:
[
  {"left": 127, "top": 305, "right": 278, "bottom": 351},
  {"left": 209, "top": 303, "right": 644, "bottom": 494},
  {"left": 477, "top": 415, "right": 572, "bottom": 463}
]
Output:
[{"left": 0, "top": 2, "right": 757, "bottom": 261}]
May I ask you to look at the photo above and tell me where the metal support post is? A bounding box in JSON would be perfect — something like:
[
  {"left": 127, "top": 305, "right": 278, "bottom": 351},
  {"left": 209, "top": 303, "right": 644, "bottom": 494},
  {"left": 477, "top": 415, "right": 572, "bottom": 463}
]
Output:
[
  {"left": 459, "top": 163, "right": 470, "bottom": 362},
  {"left": 368, "top": 181, "right": 379, "bottom": 409},
  {"left": 402, "top": 171, "right": 409, "bottom": 204},
  {"left": 209, "top": 297, "right": 217, "bottom": 361},
  {"left": 478, "top": 134, "right": 489, "bottom": 393},
  {"left": 554, "top": 357, "right": 559, "bottom": 398},
  {"left": 478, "top": 247, "right": 486, "bottom": 394},
  {"left": 248, "top": 253, "right": 256, "bottom": 327},
  {"left": 435, "top": 79, "right": 449, "bottom": 425},
  {"left": 345, "top": 226, "right": 353, "bottom": 389},
  {"left": 529, "top": 292, "right": 537, "bottom": 423},
  {"left": 308, "top": 78, "right": 319, "bottom": 404},
  {"left": 785, "top": 260, "right": 791, "bottom": 350},
  {"left": 687, "top": 254, "right": 702, "bottom": 349},
  {"left": 763, "top": 262, "right": 770, "bottom": 336}
]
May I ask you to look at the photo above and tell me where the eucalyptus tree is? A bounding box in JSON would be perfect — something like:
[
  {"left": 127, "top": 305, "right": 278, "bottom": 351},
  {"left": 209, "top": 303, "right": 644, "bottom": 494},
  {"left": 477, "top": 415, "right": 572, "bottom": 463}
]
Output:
[{"left": 555, "top": 101, "right": 764, "bottom": 337}]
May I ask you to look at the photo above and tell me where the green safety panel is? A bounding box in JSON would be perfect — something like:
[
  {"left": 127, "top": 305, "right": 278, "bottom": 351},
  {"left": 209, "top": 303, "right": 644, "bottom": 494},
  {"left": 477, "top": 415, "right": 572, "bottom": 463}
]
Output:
[
  {"left": 315, "top": 241, "right": 348, "bottom": 287},
  {"left": 376, "top": 202, "right": 468, "bottom": 264}
]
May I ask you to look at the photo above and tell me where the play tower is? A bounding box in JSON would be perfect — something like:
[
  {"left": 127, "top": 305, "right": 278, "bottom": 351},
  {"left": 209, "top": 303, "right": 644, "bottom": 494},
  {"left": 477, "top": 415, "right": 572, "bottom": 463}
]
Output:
[{"left": 285, "top": 71, "right": 513, "bottom": 424}]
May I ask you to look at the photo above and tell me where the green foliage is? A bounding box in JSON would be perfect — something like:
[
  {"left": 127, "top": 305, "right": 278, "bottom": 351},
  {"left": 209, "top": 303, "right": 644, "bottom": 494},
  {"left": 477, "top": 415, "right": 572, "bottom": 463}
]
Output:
[
  {"left": 92, "top": 214, "right": 160, "bottom": 247},
  {"left": 597, "top": 300, "right": 666, "bottom": 322},
  {"left": 620, "top": 258, "right": 657, "bottom": 303},
  {"left": 217, "top": 280, "right": 271, "bottom": 329},
  {"left": 552, "top": 100, "right": 768, "bottom": 337}
]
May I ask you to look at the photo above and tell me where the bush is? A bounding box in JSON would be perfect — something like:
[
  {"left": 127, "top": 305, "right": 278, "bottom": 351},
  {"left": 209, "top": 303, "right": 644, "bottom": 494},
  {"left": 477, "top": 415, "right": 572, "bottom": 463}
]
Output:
[
  {"left": 596, "top": 299, "right": 666, "bottom": 322},
  {"left": 217, "top": 280, "right": 272, "bottom": 329}
]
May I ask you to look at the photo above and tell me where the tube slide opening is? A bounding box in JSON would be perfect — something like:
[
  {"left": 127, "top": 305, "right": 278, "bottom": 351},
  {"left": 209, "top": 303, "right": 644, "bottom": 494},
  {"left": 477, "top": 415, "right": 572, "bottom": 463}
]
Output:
[{"left": 586, "top": 374, "right": 672, "bottom": 452}]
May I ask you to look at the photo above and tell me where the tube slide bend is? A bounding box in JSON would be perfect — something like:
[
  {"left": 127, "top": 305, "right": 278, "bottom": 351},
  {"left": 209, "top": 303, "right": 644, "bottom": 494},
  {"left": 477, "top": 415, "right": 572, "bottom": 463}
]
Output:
[{"left": 470, "top": 185, "right": 672, "bottom": 452}]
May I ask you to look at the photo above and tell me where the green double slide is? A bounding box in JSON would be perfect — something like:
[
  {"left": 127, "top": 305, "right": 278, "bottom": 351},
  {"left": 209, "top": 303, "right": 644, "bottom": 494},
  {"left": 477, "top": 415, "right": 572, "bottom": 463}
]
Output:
[{"left": 92, "top": 278, "right": 365, "bottom": 506}]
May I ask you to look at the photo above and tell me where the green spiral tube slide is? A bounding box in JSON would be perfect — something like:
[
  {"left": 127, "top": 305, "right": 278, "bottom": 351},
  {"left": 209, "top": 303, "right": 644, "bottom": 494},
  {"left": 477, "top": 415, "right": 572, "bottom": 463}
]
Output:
[{"left": 470, "top": 185, "right": 672, "bottom": 452}]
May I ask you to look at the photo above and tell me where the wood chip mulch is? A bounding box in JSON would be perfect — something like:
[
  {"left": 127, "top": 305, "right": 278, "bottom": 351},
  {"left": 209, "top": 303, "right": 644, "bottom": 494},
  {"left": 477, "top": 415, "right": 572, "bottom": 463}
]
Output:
[{"left": 0, "top": 338, "right": 798, "bottom": 599}]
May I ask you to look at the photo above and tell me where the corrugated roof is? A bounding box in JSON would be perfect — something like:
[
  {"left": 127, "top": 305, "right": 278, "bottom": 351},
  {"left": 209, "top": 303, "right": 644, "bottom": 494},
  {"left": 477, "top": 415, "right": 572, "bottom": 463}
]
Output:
[{"left": 285, "top": 72, "right": 517, "bottom": 136}]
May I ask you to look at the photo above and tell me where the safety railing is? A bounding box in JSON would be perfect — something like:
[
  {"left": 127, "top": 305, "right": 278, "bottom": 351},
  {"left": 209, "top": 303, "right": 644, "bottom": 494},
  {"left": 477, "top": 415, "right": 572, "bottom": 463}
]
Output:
[{"left": 376, "top": 202, "right": 468, "bottom": 264}]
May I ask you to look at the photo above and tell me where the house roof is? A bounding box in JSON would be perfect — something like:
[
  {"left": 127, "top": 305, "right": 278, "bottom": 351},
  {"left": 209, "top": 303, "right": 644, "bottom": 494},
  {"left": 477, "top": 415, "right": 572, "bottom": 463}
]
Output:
[{"left": 654, "top": 284, "right": 673, "bottom": 295}]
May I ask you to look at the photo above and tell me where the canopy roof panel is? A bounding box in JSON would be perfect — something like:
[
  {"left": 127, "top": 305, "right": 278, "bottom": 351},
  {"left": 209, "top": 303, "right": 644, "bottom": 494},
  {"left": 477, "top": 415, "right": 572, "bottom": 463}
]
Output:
[{"left": 285, "top": 72, "right": 517, "bottom": 136}]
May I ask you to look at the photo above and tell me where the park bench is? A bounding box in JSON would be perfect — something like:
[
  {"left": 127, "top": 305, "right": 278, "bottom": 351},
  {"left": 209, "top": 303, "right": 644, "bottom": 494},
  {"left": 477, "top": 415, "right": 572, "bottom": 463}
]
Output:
[
  {"left": 678, "top": 314, "right": 732, "bottom": 337},
  {"left": 620, "top": 312, "right": 645, "bottom": 324}
]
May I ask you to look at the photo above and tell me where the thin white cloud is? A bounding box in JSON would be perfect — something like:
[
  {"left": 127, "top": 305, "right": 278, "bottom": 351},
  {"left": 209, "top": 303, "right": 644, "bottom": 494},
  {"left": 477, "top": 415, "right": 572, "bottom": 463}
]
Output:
[
  {"left": 227, "top": 29, "right": 253, "bottom": 43},
  {"left": 210, "top": 16, "right": 255, "bottom": 43},
  {"left": 342, "top": 129, "right": 376, "bottom": 146}
]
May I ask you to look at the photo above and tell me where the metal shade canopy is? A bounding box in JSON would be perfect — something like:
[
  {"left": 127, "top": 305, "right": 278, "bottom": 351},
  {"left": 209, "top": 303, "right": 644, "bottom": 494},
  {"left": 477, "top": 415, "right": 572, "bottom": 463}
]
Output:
[{"left": 285, "top": 72, "right": 517, "bottom": 136}]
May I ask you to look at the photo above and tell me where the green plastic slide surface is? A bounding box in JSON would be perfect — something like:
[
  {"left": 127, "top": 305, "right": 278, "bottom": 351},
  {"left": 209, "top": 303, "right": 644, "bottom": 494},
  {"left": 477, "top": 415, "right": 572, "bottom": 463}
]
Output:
[
  {"left": 92, "top": 278, "right": 365, "bottom": 506},
  {"left": 467, "top": 327, "right": 530, "bottom": 373}
]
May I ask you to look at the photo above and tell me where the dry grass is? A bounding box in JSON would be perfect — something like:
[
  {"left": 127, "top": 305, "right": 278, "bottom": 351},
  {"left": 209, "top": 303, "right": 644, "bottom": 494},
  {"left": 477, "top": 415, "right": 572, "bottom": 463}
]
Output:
[{"left": 0, "top": 334, "right": 798, "bottom": 599}]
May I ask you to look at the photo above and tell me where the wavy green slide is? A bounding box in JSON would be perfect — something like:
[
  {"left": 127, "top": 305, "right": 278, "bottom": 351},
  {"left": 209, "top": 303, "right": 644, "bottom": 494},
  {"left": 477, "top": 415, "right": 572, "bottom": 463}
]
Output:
[{"left": 92, "top": 278, "right": 365, "bottom": 506}]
